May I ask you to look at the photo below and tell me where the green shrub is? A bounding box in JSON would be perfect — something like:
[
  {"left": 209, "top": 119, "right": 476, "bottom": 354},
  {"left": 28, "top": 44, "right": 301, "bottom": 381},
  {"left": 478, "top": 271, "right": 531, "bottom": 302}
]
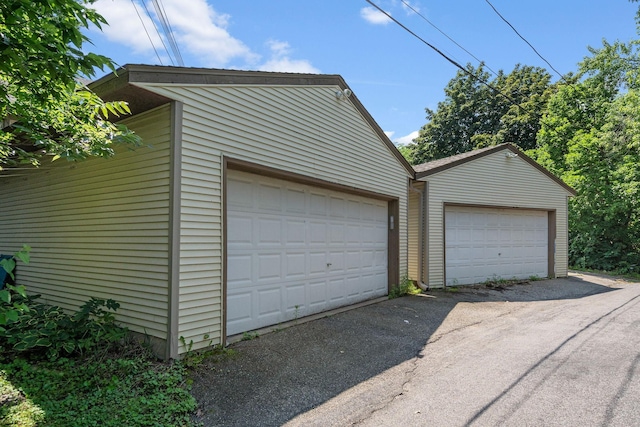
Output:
[
  {"left": 0, "top": 245, "right": 127, "bottom": 360},
  {"left": 389, "top": 276, "right": 422, "bottom": 299},
  {"left": 0, "top": 296, "right": 127, "bottom": 360},
  {"left": 0, "top": 245, "right": 31, "bottom": 328}
]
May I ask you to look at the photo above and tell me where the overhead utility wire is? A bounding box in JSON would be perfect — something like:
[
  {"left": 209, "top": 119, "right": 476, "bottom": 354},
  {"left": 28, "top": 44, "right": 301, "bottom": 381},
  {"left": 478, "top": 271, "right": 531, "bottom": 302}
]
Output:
[
  {"left": 157, "top": 0, "right": 185, "bottom": 66},
  {"left": 484, "top": 0, "right": 567, "bottom": 82},
  {"left": 399, "top": 0, "right": 499, "bottom": 77},
  {"left": 130, "top": 0, "right": 164, "bottom": 65},
  {"left": 152, "top": 0, "right": 184, "bottom": 66},
  {"left": 364, "top": 0, "right": 523, "bottom": 110},
  {"left": 140, "top": 0, "right": 175, "bottom": 65}
]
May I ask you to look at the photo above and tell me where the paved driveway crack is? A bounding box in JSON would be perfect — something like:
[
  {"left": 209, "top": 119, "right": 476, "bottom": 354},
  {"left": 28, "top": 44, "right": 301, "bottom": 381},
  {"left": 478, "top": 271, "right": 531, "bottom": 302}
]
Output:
[{"left": 352, "top": 350, "right": 422, "bottom": 426}]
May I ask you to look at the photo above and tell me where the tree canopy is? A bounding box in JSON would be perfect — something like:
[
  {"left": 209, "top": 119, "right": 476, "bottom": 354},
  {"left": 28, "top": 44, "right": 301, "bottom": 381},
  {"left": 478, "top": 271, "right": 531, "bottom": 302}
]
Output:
[
  {"left": 0, "top": 0, "right": 139, "bottom": 170},
  {"left": 533, "top": 39, "right": 640, "bottom": 271},
  {"left": 400, "top": 64, "right": 554, "bottom": 164},
  {"left": 401, "top": 0, "right": 640, "bottom": 273}
]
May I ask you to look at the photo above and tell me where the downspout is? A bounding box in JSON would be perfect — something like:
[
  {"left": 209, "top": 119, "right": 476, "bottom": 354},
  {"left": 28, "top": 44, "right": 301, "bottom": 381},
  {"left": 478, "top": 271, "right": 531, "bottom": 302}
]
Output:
[{"left": 409, "top": 181, "right": 428, "bottom": 291}]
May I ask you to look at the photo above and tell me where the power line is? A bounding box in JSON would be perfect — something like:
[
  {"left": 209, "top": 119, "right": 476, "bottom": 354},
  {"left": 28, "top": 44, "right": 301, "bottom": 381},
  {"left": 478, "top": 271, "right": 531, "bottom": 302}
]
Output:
[
  {"left": 399, "top": 0, "right": 499, "bottom": 77},
  {"left": 151, "top": 0, "right": 184, "bottom": 66},
  {"left": 130, "top": 0, "right": 164, "bottom": 65},
  {"left": 139, "top": 0, "right": 174, "bottom": 64},
  {"left": 364, "top": 0, "right": 524, "bottom": 110},
  {"left": 484, "top": 0, "right": 567, "bottom": 81},
  {"left": 157, "top": 0, "right": 184, "bottom": 66}
]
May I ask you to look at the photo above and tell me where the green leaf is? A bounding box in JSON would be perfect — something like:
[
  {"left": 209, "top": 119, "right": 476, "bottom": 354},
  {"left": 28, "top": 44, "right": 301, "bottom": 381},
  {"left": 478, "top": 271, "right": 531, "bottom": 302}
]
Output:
[{"left": 0, "top": 289, "right": 10, "bottom": 303}]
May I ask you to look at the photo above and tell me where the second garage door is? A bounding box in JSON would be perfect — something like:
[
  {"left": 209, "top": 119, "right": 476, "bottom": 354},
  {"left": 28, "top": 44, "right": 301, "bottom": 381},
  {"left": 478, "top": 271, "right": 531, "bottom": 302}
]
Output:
[
  {"left": 226, "top": 170, "right": 388, "bottom": 336},
  {"left": 445, "top": 206, "right": 548, "bottom": 286}
]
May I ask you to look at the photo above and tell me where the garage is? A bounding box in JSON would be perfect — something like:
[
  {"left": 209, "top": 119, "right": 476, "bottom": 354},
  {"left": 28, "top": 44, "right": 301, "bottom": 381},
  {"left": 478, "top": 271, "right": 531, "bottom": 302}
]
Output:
[
  {"left": 226, "top": 170, "right": 389, "bottom": 336},
  {"left": 408, "top": 143, "right": 576, "bottom": 288},
  {"left": 445, "top": 206, "right": 549, "bottom": 286}
]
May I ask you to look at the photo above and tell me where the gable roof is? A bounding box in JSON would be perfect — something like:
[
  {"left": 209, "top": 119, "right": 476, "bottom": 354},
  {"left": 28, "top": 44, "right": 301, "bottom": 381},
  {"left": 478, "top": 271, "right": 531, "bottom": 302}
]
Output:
[
  {"left": 90, "top": 64, "right": 414, "bottom": 176},
  {"left": 413, "top": 143, "right": 577, "bottom": 195}
]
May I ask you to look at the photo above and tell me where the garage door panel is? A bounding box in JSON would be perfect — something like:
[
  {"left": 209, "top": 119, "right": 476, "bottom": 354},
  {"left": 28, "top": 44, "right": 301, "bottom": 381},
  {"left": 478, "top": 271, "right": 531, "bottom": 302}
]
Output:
[
  {"left": 310, "top": 193, "right": 327, "bottom": 215},
  {"left": 328, "top": 251, "right": 345, "bottom": 270},
  {"left": 285, "top": 220, "right": 306, "bottom": 244},
  {"left": 286, "top": 189, "right": 306, "bottom": 213},
  {"left": 227, "top": 254, "right": 252, "bottom": 283},
  {"left": 330, "top": 197, "right": 345, "bottom": 216},
  {"left": 329, "top": 223, "right": 345, "bottom": 244},
  {"left": 285, "top": 253, "right": 306, "bottom": 278},
  {"left": 346, "top": 224, "right": 360, "bottom": 243},
  {"left": 227, "top": 179, "right": 253, "bottom": 207},
  {"left": 257, "top": 254, "right": 281, "bottom": 281},
  {"left": 310, "top": 222, "right": 328, "bottom": 244},
  {"left": 285, "top": 284, "right": 305, "bottom": 309},
  {"left": 227, "top": 292, "right": 252, "bottom": 326},
  {"left": 347, "top": 201, "right": 361, "bottom": 219},
  {"left": 329, "top": 278, "right": 346, "bottom": 302},
  {"left": 257, "top": 287, "right": 281, "bottom": 317},
  {"left": 258, "top": 218, "right": 282, "bottom": 243},
  {"left": 446, "top": 206, "right": 547, "bottom": 286},
  {"left": 308, "top": 281, "right": 327, "bottom": 308},
  {"left": 307, "top": 252, "right": 326, "bottom": 275},
  {"left": 257, "top": 184, "right": 281, "bottom": 210},
  {"left": 228, "top": 216, "right": 253, "bottom": 244},
  {"left": 227, "top": 170, "right": 388, "bottom": 336}
]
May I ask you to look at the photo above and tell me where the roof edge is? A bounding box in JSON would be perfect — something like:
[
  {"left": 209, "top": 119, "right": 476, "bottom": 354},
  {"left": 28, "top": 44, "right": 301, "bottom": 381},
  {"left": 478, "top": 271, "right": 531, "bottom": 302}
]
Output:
[
  {"left": 123, "top": 64, "right": 346, "bottom": 86},
  {"left": 90, "top": 64, "right": 414, "bottom": 176},
  {"left": 415, "top": 143, "right": 576, "bottom": 196}
]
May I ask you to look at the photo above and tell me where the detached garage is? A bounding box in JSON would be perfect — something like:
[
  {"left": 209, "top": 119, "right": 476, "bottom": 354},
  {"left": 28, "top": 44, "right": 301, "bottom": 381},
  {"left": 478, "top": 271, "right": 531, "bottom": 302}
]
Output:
[
  {"left": 408, "top": 144, "right": 576, "bottom": 288},
  {"left": 0, "top": 65, "right": 412, "bottom": 358}
]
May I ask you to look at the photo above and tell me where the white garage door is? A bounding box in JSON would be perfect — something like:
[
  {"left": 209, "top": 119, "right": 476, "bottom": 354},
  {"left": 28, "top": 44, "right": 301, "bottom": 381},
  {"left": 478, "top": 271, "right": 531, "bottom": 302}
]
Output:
[
  {"left": 226, "top": 170, "right": 388, "bottom": 336},
  {"left": 445, "top": 206, "right": 548, "bottom": 286}
]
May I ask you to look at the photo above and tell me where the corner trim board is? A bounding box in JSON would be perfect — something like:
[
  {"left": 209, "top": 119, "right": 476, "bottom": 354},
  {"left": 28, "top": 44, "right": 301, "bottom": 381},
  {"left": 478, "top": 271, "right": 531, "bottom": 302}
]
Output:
[{"left": 167, "top": 101, "right": 183, "bottom": 359}]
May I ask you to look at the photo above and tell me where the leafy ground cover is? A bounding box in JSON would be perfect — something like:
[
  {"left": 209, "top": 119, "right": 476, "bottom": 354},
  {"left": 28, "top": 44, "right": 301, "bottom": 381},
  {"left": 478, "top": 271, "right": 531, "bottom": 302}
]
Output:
[
  {"left": 0, "top": 347, "right": 198, "bottom": 427},
  {"left": 0, "top": 247, "right": 198, "bottom": 427}
]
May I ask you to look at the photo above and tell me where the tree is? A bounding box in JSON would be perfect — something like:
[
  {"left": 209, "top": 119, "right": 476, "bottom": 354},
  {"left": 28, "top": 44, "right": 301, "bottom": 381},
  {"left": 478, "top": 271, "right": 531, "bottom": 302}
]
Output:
[
  {"left": 533, "top": 38, "right": 640, "bottom": 272},
  {"left": 0, "top": 0, "right": 139, "bottom": 169},
  {"left": 402, "top": 64, "right": 554, "bottom": 164}
]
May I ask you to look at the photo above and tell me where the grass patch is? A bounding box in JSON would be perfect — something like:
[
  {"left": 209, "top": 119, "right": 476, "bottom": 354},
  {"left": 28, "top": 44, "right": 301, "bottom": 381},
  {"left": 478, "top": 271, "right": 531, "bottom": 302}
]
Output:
[
  {"left": 571, "top": 266, "right": 640, "bottom": 282},
  {"left": 389, "top": 276, "right": 422, "bottom": 299},
  {"left": 0, "top": 346, "right": 198, "bottom": 427},
  {"left": 241, "top": 331, "right": 259, "bottom": 341}
]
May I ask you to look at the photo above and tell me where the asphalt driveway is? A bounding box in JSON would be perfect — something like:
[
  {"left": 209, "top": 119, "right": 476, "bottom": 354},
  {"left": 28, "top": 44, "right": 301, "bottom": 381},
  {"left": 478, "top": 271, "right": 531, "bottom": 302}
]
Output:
[{"left": 190, "top": 272, "right": 640, "bottom": 426}]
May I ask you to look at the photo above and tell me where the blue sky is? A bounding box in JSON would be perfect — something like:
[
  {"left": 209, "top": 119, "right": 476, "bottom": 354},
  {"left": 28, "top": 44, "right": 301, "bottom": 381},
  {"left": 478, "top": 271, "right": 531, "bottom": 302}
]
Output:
[{"left": 87, "top": 0, "right": 639, "bottom": 145}]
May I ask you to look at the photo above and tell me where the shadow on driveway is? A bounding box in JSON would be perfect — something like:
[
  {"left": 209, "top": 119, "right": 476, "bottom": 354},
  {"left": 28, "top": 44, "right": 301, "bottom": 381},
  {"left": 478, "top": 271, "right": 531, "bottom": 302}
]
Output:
[{"left": 190, "top": 275, "right": 620, "bottom": 426}]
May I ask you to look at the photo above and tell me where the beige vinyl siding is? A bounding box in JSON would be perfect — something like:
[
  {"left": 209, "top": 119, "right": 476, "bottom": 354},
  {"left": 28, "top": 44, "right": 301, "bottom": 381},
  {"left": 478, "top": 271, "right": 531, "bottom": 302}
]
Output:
[
  {"left": 138, "top": 83, "right": 409, "bottom": 353},
  {"left": 0, "top": 105, "right": 172, "bottom": 340},
  {"left": 407, "top": 183, "right": 422, "bottom": 282},
  {"left": 419, "top": 151, "right": 571, "bottom": 288}
]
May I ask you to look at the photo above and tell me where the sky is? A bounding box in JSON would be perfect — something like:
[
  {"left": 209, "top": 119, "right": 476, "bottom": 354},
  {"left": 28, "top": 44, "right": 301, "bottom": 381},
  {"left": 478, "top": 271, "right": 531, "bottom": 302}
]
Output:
[{"left": 86, "top": 0, "right": 639, "bottom": 146}]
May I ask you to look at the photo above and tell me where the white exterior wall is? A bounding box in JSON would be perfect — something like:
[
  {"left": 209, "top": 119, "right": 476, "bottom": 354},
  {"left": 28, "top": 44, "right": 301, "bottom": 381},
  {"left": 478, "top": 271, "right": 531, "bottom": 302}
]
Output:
[
  {"left": 0, "top": 106, "right": 172, "bottom": 342},
  {"left": 138, "top": 83, "right": 410, "bottom": 353},
  {"left": 418, "top": 151, "right": 571, "bottom": 288}
]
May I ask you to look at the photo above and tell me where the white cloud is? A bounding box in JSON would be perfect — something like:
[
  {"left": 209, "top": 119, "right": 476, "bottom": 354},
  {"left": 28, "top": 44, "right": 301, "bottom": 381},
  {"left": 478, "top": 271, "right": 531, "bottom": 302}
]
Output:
[
  {"left": 265, "top": 39, "right": 291, "bottom": 57},
  {"left": 92, "top": 0, "right": 163, "bottom": 55},
  {"left": 393, "top": 130, "right": 419, "bottom": 146},
  {"left": 93, "top": 0, "right": 258, "bottom": 66},
  {"left": 91, "top": 1, "right": 318, "bottom": 73},
  {"left": 360, "top": 6, "right": 392, "bottom": 25},
  {"left": 160, "top": 0, "right": 258, "bottom": 66},
  {"left": 384, "top": 131, "right": 395, "bottom": 139},
  {"left": 258, "top": 39, "right": 320, "bottom": 74}
]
